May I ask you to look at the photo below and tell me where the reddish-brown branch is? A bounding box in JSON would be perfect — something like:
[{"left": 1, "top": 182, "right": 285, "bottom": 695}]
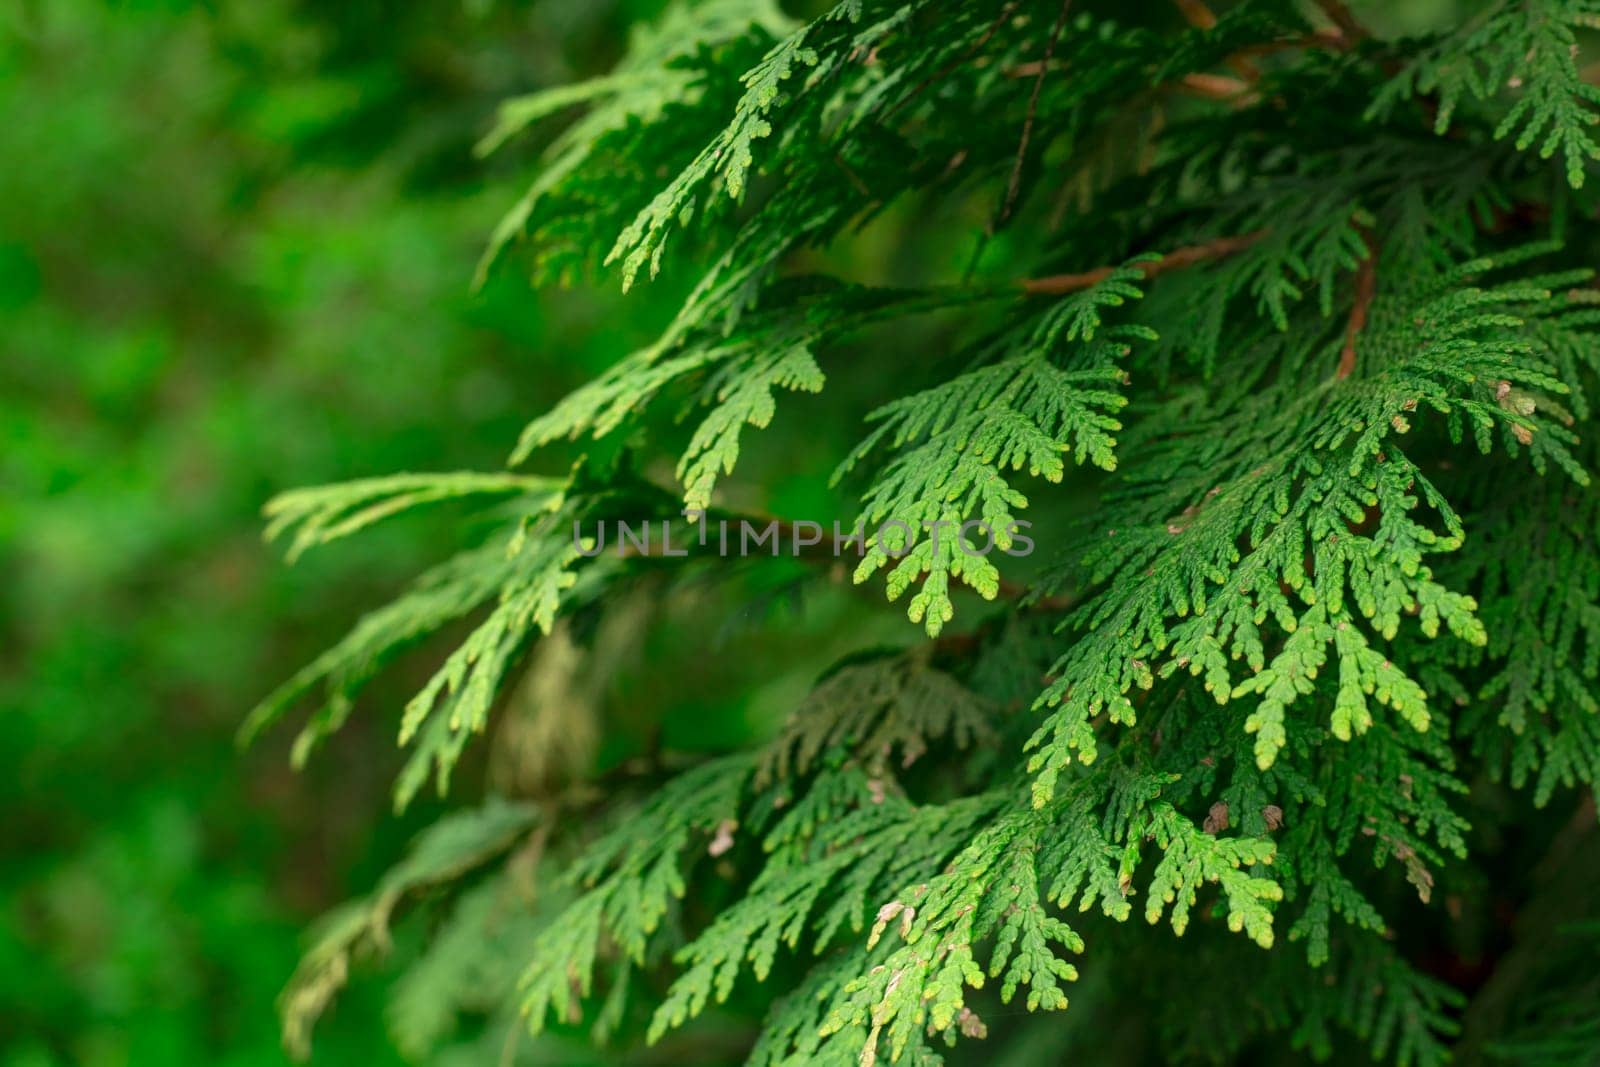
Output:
[
  {"left": 1020, "top": 228, "right": 1268, "bottom": 296},
  {"left": 1171, "top": 0, "right": 1217, "bottom": 29},
  {"left": 1338, "top": 231, "right": 1378, "bottom": 381},
  {"left": 998, "top": 0, "right": 1073, "bottom": 228},
  {"left": 1171, "top": 0, "right": 1261, "bottom": 81},
  {"left": 1231, "top": 29, "right": 1355, "bottom": 58},
  {"left": 1313, "top": 0, "right": 1370, "bottom": 42},
  {"left": 885, "top": 1, "right": 1019, "bottom": 119},
  {"left": 1178, "top": 72, "right": 1255, "bottom": 102},
  {"left": 1003, "top": 60, "right": 1062, "bottom": 78}
]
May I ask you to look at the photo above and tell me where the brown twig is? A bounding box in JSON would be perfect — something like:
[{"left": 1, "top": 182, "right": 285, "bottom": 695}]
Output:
[
  {"left": 1020, "top": 228, "right": 1268, "bottom": 296},
  {"left": 832, "top": 152, "right": 871, "bottom": 198},
  {"left": 886, "top": 1, "right": 1020, "bottom": 120},
  {"left": 1171, "top": 0, "right": 1261, "bottom": 81},
  {"left": 997, "top": 0, "right": 1073, "bottom": 229},
  {"left": 1178, "top": 72, "right": 1255, "bottom": 102},
  {"left": 1312, "top": 0, "right": 1370, "bottom": 42},
  {"left": 1002, "top": 59, "right": 1064, "bottom": 78},
  {"left": 1337, "top": 228, "right": 1378, "bottom": 380},
  {"left": 1230, "top": 28, "right": 1356, "bottom": 59},
  {"left": 1170, "top": 0, "right": 1218, "bottom": 30}
]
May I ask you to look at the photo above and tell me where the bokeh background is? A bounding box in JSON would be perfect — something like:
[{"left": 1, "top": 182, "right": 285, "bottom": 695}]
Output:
[{"left": 0, "top": 2, "right": 684, "bottom": 1062}]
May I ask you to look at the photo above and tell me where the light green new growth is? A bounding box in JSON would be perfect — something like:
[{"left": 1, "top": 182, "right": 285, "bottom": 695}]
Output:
[{"left": 835, "top": 269, "right": 1152, "bottom": 636}]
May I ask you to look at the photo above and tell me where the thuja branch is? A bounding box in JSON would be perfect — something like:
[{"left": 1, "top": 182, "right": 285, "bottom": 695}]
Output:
[{"left": 1020, "top": 229, "right": 1267, "bottom": 296}]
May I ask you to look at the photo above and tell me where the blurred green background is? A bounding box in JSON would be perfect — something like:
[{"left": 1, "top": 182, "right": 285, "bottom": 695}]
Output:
[{"left": 0, "top": 2, "right": 681, "bottom": 1062}]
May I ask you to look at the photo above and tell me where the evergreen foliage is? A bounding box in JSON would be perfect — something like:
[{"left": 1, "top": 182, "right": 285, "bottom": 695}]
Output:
[{"left": 254, "top": 1, "right": 1600, "bottom": 1063}]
